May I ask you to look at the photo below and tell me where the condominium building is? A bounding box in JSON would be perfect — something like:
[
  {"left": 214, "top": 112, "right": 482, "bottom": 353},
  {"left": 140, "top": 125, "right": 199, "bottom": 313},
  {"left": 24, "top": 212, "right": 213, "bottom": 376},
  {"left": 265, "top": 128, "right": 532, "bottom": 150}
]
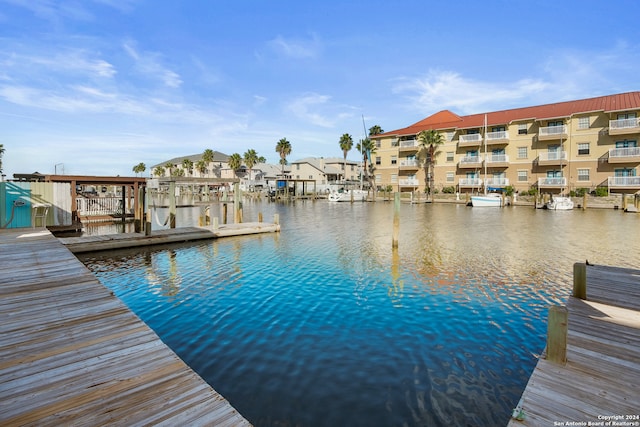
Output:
[{"left": 370, "top": 92, "right": 640, "bottom": 195}]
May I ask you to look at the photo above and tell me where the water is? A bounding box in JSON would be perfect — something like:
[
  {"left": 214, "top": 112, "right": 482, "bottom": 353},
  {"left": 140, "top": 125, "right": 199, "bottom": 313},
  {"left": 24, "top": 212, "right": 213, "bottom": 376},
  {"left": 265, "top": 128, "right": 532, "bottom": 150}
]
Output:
[{"left": 78, "top": 201, "right": 639, "bottom": 426}]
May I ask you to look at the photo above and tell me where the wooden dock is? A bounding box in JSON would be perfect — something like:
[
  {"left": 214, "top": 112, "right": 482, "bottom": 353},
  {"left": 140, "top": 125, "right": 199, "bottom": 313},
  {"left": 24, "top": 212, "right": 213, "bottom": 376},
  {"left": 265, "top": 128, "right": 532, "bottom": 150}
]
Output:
[
  {"left": 59, "top": 222, "right": 280, "bottom": 253},
  {"left": 509, "top": 264, "right": 640, "bottom": 426},
  {"left": 0, "top": 228, "right": 252, "bottom": 426}
]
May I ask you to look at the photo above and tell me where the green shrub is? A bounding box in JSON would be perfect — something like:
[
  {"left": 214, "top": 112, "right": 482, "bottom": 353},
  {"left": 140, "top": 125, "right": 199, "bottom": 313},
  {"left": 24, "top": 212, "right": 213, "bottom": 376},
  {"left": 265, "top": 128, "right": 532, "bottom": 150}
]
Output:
[
  {"left": 570, "top": 188, "right": 587, "bottom": 197},
  {"left": 504, "top": 185, "right": 515, "bottom": 197},
  {"left": 594, "top": 187, "right": 608, "bottom": 197},
  {"left": 441, "top": 186, "right": 456, "bottom": 194}
]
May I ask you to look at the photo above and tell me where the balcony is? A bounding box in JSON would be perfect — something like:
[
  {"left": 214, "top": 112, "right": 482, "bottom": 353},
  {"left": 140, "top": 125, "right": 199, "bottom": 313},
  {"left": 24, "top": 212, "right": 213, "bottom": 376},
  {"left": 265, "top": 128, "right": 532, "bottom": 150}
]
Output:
[
  {"left": 608, "top": 147, "right": 640, "bottom": 164},
  {"left": 458, "top": 178, "right": 482, "bottom": 188},
  {"left": 458, "top": 155, "right": 482, "bottom": 169},
  {"left": 485, "top": 177, "right": 510, "bottom": 187},
  {"left": 399, "top": 139, "right": 419, "bottom": 152},
  {"left": 609, "top": 118, "right": 640, "bottom": 136},
  {"left": 399, "top": 159, "right": 419, "bottom": 169},
  {"left": 398, "top": 178, "right": 420, "bottom": 187},
  {"left": 608, "top": 176, "right": 640, "bottom": 189},
  {"left": 458, "top": 134, "right": 482, "bottom": 148},
  {"left": 485, "top": 154, "right": 509, "bottom": 168},
  {"left": 486, "top": 130, "right": 509, "bottom": 145},
  {"left": 536, "top": 151, "right": 567, "bottom": 166},
  {"left": 538, "top": 125, "right": 568, "bottom": 141},
  {"left": 538, "top": 177, "right": 567, "bottom": 188}
]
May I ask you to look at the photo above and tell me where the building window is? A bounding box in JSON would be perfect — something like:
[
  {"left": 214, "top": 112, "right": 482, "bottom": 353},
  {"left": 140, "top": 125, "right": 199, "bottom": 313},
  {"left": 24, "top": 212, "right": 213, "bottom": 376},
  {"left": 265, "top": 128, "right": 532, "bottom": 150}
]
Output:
[
  {"left": 446, "top": 152, "right": 454, "bottom": 162},
  {"left": 518, "top": 124, "right": 528, "bottom": 135},
  {"left": 375, "top": 156, "right": 381, "bottom": 165},
  {"left": 517, "top": 146, "right": 528, "bottom": 159},
  {"left": 548, "top": 120, "right": 563, "bottom": 127},
  {"left": 578, "top": 117, "right": 590, "bottom": 129},
  {"left": 351, "top": 165, "right": 354, "bottom": 171},
  {"left": 376, "top": 174, "right": 381, "bottom": 182},
  {"left": 446, "top": 131, "right": 455, "bottom": 141},
  {"left": 446, "top": 172, "right": 454, "bottom": 182},
  {"left": 296, "top": 164, "right": 300, "bottom": 170},
  {"left": 309, "top": 175, "right": 313, "bottom": 180},
  {"left": 577, "top": 143, "right": 590, "bottom": 155},
  {"left": 467, "top": 128, "right": 480, "bottom": 134},
  {"left": 392, "top": 138, "right": 399, "bottom": 147},
  {"left": 391, "top": 174, "right": 397, "bottom": 182},
  {"left": 492, "top": 126, "right": 506, "bottom": 132},
  {"left": 391, "top": 156, "right": 397, "bottom": 165},
  {"left": 616, "top": 140, "right": 637, "bottom": 148},
  {"left": 376, "top": 140, "right": 381, "bottom": 148},
  {"left": 517, "top": 170, "right": 528, "bottom": 182},
  {"left": 577, "top": 169, "right": 590, "bottom": 181}
]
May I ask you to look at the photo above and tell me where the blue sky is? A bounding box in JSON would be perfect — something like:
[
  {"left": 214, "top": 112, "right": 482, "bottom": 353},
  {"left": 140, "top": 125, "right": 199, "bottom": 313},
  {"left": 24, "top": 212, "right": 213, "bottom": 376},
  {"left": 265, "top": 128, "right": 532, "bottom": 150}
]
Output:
[{"left": 1, "top": 0, "right": 640, "bottom": 178}]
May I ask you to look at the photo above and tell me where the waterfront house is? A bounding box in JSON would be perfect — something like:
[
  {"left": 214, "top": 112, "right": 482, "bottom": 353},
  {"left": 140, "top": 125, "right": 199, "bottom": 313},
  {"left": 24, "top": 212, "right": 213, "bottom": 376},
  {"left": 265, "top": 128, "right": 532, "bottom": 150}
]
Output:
[{"left": 371, "top": 92, "right": 640, "bottom": 196}]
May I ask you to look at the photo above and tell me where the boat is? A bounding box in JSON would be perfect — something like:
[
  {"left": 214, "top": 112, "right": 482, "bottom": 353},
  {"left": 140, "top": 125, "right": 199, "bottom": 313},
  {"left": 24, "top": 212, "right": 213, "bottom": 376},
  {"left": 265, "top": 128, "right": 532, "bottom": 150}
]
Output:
[
  {"left": 328, "top": 188, "right": 367, "bottom": 202},
  {"left": 471, "top": 193, "right": 504, "bottom": 207},
  {"left": 546, "top": 196, "right": 574, "bottom": 210}
]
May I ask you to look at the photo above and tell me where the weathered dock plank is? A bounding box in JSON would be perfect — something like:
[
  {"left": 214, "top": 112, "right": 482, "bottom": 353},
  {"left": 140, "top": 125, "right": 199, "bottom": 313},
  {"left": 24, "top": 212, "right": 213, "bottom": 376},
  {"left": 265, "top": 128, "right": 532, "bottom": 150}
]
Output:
[
  {"left": 509, "top": 264, "right": 640, "bottom": 426},
  {"left": 59, "top": 223, "right": 280, "bottom": 253},
  {"left": 0, "top": 228, "right": 251, "bottom": 426}
]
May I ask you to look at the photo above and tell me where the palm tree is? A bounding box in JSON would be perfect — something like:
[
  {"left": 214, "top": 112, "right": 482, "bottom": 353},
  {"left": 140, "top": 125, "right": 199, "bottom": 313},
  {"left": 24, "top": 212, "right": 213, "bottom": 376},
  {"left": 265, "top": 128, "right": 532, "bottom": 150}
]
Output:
[
  {"left": 153, "top": 166, "right": 165, "bottom": 177},
  {"left": 243, "top": 149, "right": 259, "bottom": 184},
  {"left": 228, "top": 153, "right": 243, "bottom": 178},
  {"left": 132, "top": 162, "right": 146, "bottom": 176},
  {"left": 182, "top": 159, "right": 193, "bottom": 176},
  {"left": 356, "top": 137, "right": 376, "bottom": 189},
  {"left": 164, "top": 162, "right": 174, "bottom": 176},
  {"left": 368, "top": 125, "right": 384, "bottom": 136},
  {"left": 0, "top": 143, "right": 6, "bottom": 175},
  {"left": 195, "top": 159, "right": 207, "bottom": 177},
  {"left": 202, "top": 149, "right": 214, "bottom": 164},
  {"left": 275, "top": 138, "right": 292, "bottom": 175},
  {"left": 338, "top": 133, "right": 353, "bottom": 183},
  {"left": 417, "top": 129, "right": 445, "bottom": 196}
]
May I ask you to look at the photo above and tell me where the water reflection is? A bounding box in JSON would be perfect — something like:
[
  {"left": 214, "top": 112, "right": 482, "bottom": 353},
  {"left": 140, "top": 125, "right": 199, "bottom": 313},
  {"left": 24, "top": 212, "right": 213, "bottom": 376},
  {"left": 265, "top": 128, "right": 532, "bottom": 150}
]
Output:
[{"left": 78, "top": 201, "right": 639, "bottom": 427}]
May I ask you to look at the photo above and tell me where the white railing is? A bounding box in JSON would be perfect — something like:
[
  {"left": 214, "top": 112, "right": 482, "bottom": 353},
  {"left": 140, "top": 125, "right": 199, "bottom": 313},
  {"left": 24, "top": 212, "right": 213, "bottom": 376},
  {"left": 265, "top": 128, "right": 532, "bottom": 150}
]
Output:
[
  {"left": 399, "top": 159, "right": 419, "bottom": 167},
  {"left": 609, "top": 147, "right": 640, "bottom": 158},
  {"left": 539, "top": 125, "right": 567, "bottom": 137},
  {"left": 538, "top": 177, "right": 567, "bottom": 187},
  {"left": 538, "top": 151, "right": 567, "bottom": 162},
  {"left": 459, "top": 155, "right": 482, "bottom": 164},
  {"left": 485, "top": 177, "right": 510, "bottom": 187},
  {"left": 398, "top": 179, "right": 420, "bottom": 186},
  {"left": 459, "top": 134, "right": 482, "bottom": 144},
  {"left": 608, "top": 176, "right": 640, "bottom": 187},
  {"left": 486, "top": 154, "right": 509, "bottom": 164},
  {"left": 77, "top": 196, "right": 131, "bottom": 216},
  {"left": 609, "top": 118, "right": 640, "bottom": 130},
  {"left": 458, "top": 178, "right": 482, "bottom": 187},
  {"left": 399, "top": 139, "right": 419, "bottom": 148},
  {"left": 487, "top": 131, "right": 509, "bottom": 141}
]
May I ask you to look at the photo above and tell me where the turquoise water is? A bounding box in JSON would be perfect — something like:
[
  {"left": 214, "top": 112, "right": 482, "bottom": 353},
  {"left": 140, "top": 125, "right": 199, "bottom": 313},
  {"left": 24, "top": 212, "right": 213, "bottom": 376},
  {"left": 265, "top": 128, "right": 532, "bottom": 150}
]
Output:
[{"left": 78, "top": 201, "right": 639, "bottom": 426}]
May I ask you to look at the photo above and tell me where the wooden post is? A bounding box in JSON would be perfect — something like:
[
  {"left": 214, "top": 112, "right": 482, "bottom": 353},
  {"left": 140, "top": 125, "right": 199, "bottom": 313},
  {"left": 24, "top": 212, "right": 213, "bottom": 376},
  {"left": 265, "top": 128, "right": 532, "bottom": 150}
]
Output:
[
  {"left": 222, "top": 203, "right": 228, "bottom": 224},
  {"left": 573, "top": 262, "right": 587, "bottom": 299},
  {"left": 134, "top": 186, "right": 143, "bottom": 233},
  {"left": 234, "top": 182, "right": 241, "bottom": 223},
  {"left": 145, "top": 189, "right": 152, "bottom": 236},
  {"left": 392, "top": 192, "right": 400, "bottom": 248},
  {"left": 121, "top": 185, "right": 126, "bottom": 224},
  {"left": 582, "top": 193, "right": 587, "bottom": 210},
  {"left": 273, "top": 213, "right": 279, "bottom": 225},
  {"left": 212, "top": 216, "right": 219, "bottom": 230},
  {"left": 169, "top": 181, "right": 176, "bottom": 229},
  {"left": 546, "top": 305, "right": 568, "bottom": 365},
  {"left": 258, "top": 212, "right": 263, "bottom": 222},
  {"left": 622, "top": 194, "right": 627, "bottom": 211}
]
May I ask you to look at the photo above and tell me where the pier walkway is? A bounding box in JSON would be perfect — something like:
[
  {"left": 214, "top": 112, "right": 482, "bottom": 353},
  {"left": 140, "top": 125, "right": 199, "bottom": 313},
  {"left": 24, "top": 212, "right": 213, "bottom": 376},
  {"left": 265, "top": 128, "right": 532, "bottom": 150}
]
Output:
[
  {"left": 0, "top": 228, "right": 252, "bottom": 426},
  {"left": 509, "top": 264, "right": 640, "bottom": 426}
]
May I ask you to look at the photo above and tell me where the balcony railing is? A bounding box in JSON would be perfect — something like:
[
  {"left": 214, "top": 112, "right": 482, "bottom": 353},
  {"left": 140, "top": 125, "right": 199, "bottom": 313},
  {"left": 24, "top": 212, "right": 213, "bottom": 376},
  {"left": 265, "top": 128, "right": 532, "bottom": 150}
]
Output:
[
  {"left": 537, "top": 151, "right": 567, "bottom": 162},
  {"left": 485, "top": 154, "right": 509, "bottom": 164},
  {"left": 399, "top": 178, "right": 420, "bottom": 186},
  {"left": 399, "top": 139, "right": 419, "bottom": 149},
  {"left": 486, "top": 130, "right": 509, "bottom": 142},
  {"left": 76, "top": 196, "right": 130, "bottom": 216},
  {"left": 458, "top": 134, "right": 482, "bottom": 146},
  {"left": 538, "top": 177, "right": 567, "bottom": 187},
  {"left": 459, "top": 155, "right": 482, "bottom": 164},
  {"left": 458, "top": 178, "right": 482, "bottom": 187},
  {"left": 608, "top": 176, "right": 640, "bottom": 187},
  {"left": 399, "top": 159, "right": 419, "bottom": 167},
  {"left": 609, "top": 118, "right": 640, "bottom": 134},
  {"left": 608, "top": 147, "right": 640, "bottom": 163},
  {"left": 485, "top": 177, "right": 510, "bottom": 187},
  {"left": 539, "top": 125, "right": 567, "bottom": 138}
]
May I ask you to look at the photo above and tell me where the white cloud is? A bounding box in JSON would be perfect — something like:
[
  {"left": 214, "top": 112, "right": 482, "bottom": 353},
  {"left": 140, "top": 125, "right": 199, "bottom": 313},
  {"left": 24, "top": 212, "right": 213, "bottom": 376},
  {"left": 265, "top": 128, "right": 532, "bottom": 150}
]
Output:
[
  {"left": 123, "top": 40, "right": 183, "bottom": 88},
  {"left": 267, "top": 34, "right": 322, "bottom": 59},
  {"left": 286, "top": 93, "right": 336, "bottom": 127}
]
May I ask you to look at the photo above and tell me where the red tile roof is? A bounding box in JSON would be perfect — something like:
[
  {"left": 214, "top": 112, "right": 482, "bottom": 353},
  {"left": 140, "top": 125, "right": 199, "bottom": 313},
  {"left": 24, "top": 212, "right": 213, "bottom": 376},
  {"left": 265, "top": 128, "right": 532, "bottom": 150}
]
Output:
[{"left": 375, "top": 91, "right": 640, "bottom": 137}]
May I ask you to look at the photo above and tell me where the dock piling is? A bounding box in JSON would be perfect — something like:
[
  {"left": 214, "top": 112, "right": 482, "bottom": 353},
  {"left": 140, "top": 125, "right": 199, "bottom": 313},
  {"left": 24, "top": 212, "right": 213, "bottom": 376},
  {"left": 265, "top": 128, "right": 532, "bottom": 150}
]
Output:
[
  {"left": 546, "top": 305, "right": 568, "bottom": 365},
  {"left": 573, "top": 262, "right": 587, "bottom": 299},
  {"left": 392, "top": 192, "right": 400, "bottom": 248}
]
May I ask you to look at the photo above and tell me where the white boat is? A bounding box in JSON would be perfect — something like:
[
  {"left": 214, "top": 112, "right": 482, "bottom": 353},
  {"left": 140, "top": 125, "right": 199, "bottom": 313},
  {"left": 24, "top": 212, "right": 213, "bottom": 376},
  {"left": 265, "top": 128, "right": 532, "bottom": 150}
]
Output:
[
  {"left": 471, "top": 193, "right": 503, "bottom": 207},
  {"left": 546, "top": 196, "right": 574, "bottom": 210},
  {"left": 328, "top": 189, "right": 367, "bottom": 202}
]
